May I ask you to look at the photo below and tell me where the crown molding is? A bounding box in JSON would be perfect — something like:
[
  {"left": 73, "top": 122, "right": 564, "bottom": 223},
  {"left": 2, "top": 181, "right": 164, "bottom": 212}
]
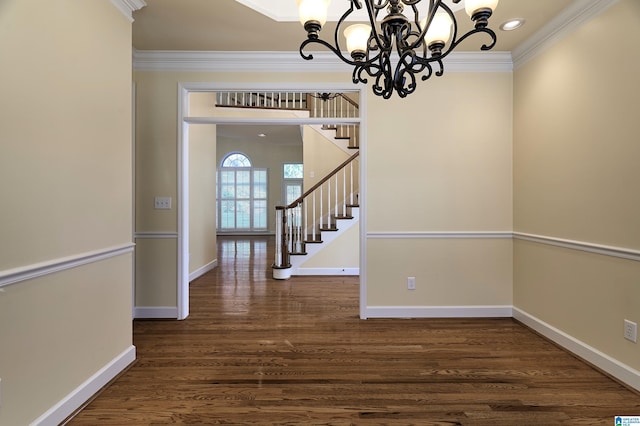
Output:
[
  {"left": 132, "top": 50, "right": 512, "bottom": 73},
  {"left": 110, "top": 0, "right": 146, "bottom": 22},
  {"left": 512, "top": 0, "right": 620, "bottom": 69}
]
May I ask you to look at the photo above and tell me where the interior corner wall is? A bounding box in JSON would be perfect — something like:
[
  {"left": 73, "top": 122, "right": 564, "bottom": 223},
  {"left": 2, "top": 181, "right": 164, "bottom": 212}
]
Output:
[
  {"left": 0, "top": 0, "right": 134, "bottom": 424},
  {"left": 513, "top": 0, "right": 640, "bottom": 378},
  {"left": 302, "top": 125, "right": 350, "bottom": 191}
]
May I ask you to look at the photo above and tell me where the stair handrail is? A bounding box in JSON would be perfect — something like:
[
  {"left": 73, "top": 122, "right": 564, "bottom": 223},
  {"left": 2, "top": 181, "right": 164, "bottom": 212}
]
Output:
[
  {"left": 282, "top": 151, "right": 360, "bottom": 210},
  {"left": 273, "top": 151, "right": 359, "bottom": 276}
]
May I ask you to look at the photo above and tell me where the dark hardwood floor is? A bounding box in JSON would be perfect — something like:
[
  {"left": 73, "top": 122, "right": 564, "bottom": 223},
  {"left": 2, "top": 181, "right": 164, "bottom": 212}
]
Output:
[{"left": 69, "top": 236, "right": 640, "bottom": 425}]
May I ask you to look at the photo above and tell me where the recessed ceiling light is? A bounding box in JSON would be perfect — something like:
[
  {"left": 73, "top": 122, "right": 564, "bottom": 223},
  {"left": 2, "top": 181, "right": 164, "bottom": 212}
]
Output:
[{"left": 500, "top": 18, "right": 525, "bottom": 31}]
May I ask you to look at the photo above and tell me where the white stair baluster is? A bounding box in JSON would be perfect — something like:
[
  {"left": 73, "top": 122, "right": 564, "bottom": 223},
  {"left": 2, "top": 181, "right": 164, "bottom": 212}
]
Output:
[
  {"left": 319, "top": 186, "right": 323, "bottom": 230},
  {"left": 335, "top": 174, "right": 338, "bottom": 218},
  {"left": 312, "top": 191, "right": 316, "bottom": 241},
  {"left": 350, "top": 161, "right": 354, "bottom": 205},
  {"left": 343, "top": 167, "right": 347, "bottom": 216}
]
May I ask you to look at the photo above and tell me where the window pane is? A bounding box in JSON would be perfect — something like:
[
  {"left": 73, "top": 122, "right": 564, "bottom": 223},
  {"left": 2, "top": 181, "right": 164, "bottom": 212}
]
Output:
[
  {"left": 254, "top": 170, "right": 267, "bottom": 199},
  {"left": 236, "top": 171, "right": 250, "bottom": 199},
  {"left": 220, "top": 200, "right": 235, "bottom": 229},
  {"left": 220, "top": 171, "right": 235, "bottom": 199},
  {"left": 222, "top": 153, "right": 251, "bottom": 168},
  {"left": 286, "top": 184, "right": 302, "bottom": 205},
  {"left": 253, "top": 200, "right": 267, "bottom": 229},
  {"left": 283, "top": 163, "right": 303, "bottom": 179},
  {"left": 236, "top": 201, "right": 250, "bottom": 228}
]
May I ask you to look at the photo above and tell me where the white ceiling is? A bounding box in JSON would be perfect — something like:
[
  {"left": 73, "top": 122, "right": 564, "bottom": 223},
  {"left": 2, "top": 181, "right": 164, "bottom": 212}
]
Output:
[
  {"left": 232, "top": 0, "right": 465, "bottom": 22},
  {"left": 132, "top": 0, "right": 575, "bottom": 53}
]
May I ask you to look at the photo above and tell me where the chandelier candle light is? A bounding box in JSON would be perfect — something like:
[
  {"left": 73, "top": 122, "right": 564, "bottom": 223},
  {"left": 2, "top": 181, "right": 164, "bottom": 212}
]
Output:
[{"left": 297, "top": 0, "right": 499, "bottom": 98}]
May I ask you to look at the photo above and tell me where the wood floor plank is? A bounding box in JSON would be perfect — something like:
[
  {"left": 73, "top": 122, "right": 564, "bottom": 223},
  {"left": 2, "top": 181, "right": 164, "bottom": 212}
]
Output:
[{"left": 67, "top": 236, "right": 640, "bottom": 425}]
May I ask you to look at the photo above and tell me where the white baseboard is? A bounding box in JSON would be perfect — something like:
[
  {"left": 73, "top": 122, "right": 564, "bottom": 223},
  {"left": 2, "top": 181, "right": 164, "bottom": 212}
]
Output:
[
  {"left": 513, "top": 307, "right": 640, "bottom": 392},
  {"left": 293, "top": 267, "right": 359, "bottom": 276},
  {"left": 189, "top": 259, "right": 217, "bottom": 282},
  {"left": 365, "top": 305, "right": 513, "bottom": 318},
  {"left": 134, "top": 306, "right": 178, "bottom": 319},
  {"left": 31, "top": 345, "right": 136, "bottom": 426}
]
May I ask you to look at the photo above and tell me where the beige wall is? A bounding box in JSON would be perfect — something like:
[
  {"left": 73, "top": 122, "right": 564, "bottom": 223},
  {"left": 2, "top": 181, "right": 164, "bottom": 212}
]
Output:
[
  {"left": 217, "top": 131, "right": 303, "bottom": 233},
  {"left": 303, "top": 125, "right": 351, "bottom": 190},
  {"left": 133, "top": 68, "right": 513, "bottom": 312},
  {"left": 513, "top": 0, "right": 640, "bottom": 372},
  {"left": 298, "top": 224, "right": 360, "bottom": 271},
  {"left": 0, "top": 1, "right": 134, "bottom": 423},
  {"left": 189, "top": 124, "right": 217, "bottom": 275},
  {"left": 366, "top": 72, "right": 514, "bottom": 308}
]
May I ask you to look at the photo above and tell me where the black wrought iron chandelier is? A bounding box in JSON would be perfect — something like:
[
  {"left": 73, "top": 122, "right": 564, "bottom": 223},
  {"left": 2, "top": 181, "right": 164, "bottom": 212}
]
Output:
[{"left": 297, "top": 0, "right": 499, "bottom": 99}]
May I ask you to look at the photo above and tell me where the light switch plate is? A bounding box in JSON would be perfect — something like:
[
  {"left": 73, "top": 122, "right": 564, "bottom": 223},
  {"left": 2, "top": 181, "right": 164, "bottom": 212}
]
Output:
[{"left": 154, "top": 196, "right": 172, "bottom": 210}]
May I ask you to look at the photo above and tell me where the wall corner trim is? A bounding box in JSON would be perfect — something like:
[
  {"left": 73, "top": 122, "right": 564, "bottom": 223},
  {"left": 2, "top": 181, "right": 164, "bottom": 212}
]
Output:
[
  {"left": 512, "top": 0, "right": 621, "bottom": 69},
  {"left": 30, "top": 345, "right": 136, "bottom": 426},
  {"left": 110, "top": 0, "right": 146, "bottom": 22},
  {"left": 513, "top": 307, "right": 640, "bottom": 392}
]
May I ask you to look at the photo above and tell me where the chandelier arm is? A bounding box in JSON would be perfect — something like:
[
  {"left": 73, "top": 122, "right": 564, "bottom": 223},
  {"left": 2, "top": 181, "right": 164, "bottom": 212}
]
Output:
[
  {"left": 420, "top": 62, "right": 436, "bottom": 81},
  {"left": 299, "top": 37, "right": 360, "bottom": 65},
  {"left": 448, "top": 26, "right": 498, "bottom": 54}
]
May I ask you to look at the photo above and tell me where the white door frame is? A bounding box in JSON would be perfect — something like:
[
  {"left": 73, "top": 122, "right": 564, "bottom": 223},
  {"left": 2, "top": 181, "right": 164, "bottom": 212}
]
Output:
[{"left": 177, "top": 82, "right": 368, "bottom": 320}]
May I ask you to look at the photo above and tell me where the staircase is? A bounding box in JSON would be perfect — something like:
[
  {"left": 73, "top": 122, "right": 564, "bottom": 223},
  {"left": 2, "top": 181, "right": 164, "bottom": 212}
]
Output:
[
  {"left": 273, "top": 151, "right": 359, "bottom": 279},
  {"left": 214, "top": 91, "right": 360, "bottom": 279}
]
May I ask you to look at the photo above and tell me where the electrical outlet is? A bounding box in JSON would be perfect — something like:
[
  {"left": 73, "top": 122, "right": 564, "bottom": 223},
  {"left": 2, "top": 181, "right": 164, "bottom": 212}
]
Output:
[
  {"left": 407, "top": 276, "right": 416, "bottom": 290},
  {"left": 154, "top": 196, "right": 172, "bottom": 210},
  {"left": 624, "top": 319, "right": 637, "bottom": 343}
]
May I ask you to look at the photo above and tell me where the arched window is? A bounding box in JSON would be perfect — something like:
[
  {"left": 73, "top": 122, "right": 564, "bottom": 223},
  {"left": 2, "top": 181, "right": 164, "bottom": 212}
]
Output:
[
  {"left": 217, "top": 152, "right": 268, "bottom": 232},
  {"left": 222, "top": 152, "right": 251, "bottom": 168}
]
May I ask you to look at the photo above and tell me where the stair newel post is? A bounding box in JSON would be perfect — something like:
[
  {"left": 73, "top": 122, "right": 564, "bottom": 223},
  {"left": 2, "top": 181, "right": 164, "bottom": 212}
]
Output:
[{"left": 273, "top": 205, "right": 292, "bottom": 279}]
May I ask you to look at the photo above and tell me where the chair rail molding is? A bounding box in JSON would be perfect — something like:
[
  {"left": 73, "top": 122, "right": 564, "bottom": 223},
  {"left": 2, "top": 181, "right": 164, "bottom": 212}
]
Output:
[
  {"left": 513, "top": 232, "right": 640, "bottom": 262},
  {"left": 0, "top": 243, "right": 135, "bottom": 289}
]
